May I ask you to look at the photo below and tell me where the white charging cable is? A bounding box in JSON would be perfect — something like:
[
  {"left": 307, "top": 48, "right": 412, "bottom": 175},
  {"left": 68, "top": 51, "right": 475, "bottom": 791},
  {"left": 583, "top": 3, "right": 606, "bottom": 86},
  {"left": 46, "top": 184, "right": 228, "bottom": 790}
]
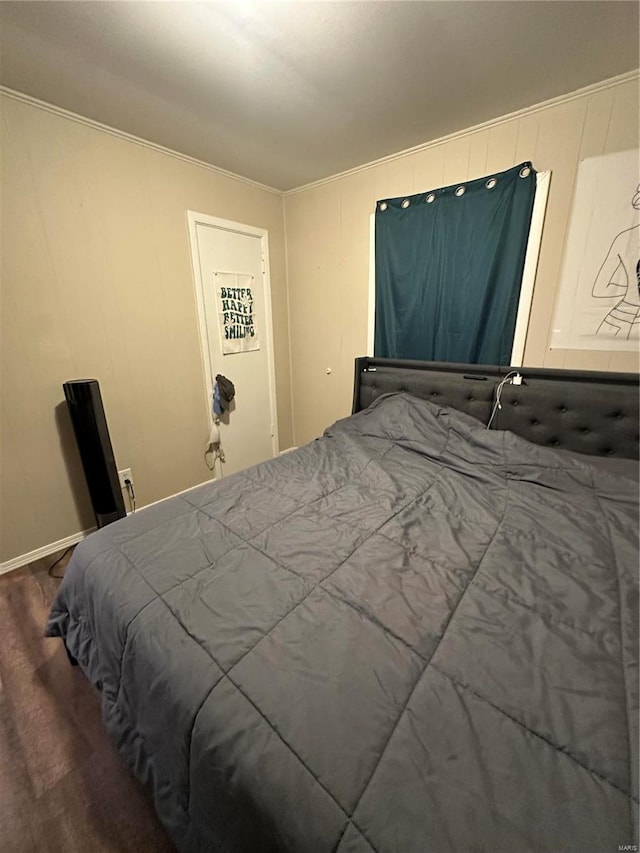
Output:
[{"left": 487, "top": 371, "right": 522, "bottom": 429}]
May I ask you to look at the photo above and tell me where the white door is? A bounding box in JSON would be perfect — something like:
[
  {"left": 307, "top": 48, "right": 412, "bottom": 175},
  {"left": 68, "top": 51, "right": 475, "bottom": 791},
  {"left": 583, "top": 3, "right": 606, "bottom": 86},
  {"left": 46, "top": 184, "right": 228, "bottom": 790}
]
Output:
[{"left": 188, "top": 212, "right": 278, "bottom": 476}]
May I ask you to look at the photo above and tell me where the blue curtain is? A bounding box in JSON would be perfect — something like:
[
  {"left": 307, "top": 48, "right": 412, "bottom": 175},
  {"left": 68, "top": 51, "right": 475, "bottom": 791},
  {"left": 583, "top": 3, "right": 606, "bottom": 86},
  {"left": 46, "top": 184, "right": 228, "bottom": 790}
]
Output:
[{"left": 375, "top": 162, "right": 537, "bottom": 364}]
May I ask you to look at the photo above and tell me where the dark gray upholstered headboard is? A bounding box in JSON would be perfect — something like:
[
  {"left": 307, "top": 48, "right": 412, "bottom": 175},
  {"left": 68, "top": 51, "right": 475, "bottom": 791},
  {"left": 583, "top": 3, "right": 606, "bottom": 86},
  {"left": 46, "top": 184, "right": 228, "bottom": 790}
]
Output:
[{"left": 352, "top": 357, "right": 640, "bottom": 460}]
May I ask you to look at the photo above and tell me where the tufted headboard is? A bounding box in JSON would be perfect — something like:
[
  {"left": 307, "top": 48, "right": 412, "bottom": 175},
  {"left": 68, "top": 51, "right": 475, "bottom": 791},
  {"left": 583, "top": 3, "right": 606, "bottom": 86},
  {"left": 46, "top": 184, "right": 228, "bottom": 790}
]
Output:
[{"left": 352, "top": 357, "right": 639, "bottom": 460}]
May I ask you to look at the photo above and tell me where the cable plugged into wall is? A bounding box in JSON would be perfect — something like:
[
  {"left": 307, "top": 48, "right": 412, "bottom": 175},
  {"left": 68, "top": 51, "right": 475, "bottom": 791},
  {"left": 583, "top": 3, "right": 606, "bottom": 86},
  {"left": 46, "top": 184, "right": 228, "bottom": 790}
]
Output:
[
  {"left": 124, "top": 478, "right": 136, "bottom": 513},
  {"left": 118, "top": 467, "right": 133, "bottom": 490},
  {"left": 118, "top": 468, "right": 136, "bottom": 513}
]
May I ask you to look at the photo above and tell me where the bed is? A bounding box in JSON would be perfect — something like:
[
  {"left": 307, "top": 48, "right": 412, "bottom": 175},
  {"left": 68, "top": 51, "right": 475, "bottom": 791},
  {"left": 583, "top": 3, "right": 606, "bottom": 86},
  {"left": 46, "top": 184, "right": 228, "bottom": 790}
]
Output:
[{"left": 47, "top": 358, "right": 639, "bottom": 853}]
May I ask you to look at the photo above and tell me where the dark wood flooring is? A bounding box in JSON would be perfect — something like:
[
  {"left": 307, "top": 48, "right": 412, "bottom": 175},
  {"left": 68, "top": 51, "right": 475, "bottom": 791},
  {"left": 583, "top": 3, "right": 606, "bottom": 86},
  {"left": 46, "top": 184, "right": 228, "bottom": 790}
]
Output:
[{"left": 0, "top": 549, "right": 176, "bottom": 852}]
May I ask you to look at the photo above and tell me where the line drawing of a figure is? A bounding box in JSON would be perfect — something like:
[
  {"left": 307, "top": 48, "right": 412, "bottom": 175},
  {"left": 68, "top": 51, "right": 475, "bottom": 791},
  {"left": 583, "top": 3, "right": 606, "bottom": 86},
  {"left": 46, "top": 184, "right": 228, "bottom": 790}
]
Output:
[{"left": 592, "top": 184, "right": 640, "bottom": 339}]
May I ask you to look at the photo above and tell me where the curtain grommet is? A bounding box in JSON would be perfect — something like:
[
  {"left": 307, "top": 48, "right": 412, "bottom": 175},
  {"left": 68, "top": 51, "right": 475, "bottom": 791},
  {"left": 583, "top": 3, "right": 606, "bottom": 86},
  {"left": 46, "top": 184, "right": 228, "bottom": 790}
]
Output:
[
  {"left": 426, "top": 193, "right": 436, "bottom": 203},
  {"left": 455, "top": 186, "right": 466, "bottom": 197},
  {"left": 486, "top": 178, "right": 497, "bottom": 189},
  {"left": 379, "top": 202, "right": 388, "bottom": 211},
  {"left": 401, "top": 199, "right": 410, "bottom": 209},
  {"left": 519, "top": 166, "right": 531, "bottom": 178}
]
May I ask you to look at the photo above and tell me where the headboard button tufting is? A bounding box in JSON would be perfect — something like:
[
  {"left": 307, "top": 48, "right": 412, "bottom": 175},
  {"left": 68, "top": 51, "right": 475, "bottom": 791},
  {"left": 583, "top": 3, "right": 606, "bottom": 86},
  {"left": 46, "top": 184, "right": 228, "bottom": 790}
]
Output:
[{"left": 353, "top": 359, "right": 637, "bottom": 458}]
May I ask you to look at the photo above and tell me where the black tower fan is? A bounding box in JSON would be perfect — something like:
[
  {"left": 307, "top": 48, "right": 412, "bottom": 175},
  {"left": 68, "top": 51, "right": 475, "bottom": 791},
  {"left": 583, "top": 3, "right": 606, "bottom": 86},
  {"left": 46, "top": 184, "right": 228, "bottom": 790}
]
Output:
[{"left": 63, "top": 379, "right": 126, "bottom": 528}]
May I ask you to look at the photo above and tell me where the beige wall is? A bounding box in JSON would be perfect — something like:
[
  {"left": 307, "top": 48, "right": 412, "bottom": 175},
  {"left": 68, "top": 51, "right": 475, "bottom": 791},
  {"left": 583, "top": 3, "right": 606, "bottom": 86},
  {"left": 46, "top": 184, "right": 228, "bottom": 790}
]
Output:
[
  {"left": 2, "top": 73, "right": 639, "bottom": 563},
  {"left": 285, "top": 75, "right": 639, "bottom": 446},
  {"left": 0, "top": 94, "right": 292, "bottom": 563}
]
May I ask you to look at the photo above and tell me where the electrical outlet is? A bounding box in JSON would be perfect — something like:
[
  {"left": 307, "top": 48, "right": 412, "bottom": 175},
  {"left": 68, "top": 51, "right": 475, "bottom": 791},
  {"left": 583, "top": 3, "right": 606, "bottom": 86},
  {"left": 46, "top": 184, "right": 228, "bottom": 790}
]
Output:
[{"left": 118, "top": 468, "right": 133, "bottom": 489}]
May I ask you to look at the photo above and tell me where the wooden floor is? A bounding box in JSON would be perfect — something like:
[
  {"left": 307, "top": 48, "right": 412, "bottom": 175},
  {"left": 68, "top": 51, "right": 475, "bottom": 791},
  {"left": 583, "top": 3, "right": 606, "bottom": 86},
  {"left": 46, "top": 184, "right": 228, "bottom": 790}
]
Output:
[{"left": 0, "top": 549, "right": 176, "bottom": 853}]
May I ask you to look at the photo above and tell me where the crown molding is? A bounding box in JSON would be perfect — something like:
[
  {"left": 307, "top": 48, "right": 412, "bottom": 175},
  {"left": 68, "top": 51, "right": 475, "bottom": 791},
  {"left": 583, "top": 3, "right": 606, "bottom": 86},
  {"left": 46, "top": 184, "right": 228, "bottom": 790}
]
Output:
[
  {"left": 2, "top": 69, "right": 637, "bottom": 200},
  {"left": 0, "top": 85, "right": 283, "bottom": 197},
  {"left": 285, "top": 69, "right": 640, "bottom": 196}
]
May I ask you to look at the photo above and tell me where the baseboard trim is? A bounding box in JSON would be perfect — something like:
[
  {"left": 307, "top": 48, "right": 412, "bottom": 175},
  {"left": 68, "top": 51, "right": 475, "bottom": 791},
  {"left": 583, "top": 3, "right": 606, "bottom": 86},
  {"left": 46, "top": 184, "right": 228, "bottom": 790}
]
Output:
[
  {"left": 0, "top": 478, "right": 215, "bottom": 577},
  {"left": 0, "top": 527, "right": 96, "bottom": 576}
]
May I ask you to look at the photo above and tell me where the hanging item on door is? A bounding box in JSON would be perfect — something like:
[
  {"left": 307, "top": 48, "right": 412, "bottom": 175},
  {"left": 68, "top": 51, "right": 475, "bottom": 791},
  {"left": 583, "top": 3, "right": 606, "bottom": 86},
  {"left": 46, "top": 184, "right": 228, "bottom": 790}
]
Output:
[
  {"left": 214, "top": 271, "right": 261, "bottom": 355},
  {"left": 213, "top": 374, "right": 235, "bottom": 416}
]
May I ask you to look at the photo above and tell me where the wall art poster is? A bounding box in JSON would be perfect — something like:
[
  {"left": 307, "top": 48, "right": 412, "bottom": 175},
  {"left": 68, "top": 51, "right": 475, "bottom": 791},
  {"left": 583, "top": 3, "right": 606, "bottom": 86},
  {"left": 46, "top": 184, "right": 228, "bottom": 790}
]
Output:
[{"left": 551, "top": 148, "right": 639, "bottom": 351}]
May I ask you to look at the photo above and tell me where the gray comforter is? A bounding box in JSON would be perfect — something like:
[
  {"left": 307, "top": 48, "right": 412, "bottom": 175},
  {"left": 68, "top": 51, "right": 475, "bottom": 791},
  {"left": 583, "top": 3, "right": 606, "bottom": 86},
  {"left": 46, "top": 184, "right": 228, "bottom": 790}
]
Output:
[{"left": 46, "top": 393, "right": 639, "bottom": 853}]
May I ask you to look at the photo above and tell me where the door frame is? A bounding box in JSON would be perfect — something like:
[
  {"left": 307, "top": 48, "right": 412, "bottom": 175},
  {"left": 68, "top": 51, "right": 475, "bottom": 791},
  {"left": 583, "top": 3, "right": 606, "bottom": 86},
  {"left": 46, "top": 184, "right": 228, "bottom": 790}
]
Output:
[
  {"left": 367, "top": 170, "right": 551, "bottom": 366},
  {"left": 187, "top": 211, "right": 279, "bottom": 458}
]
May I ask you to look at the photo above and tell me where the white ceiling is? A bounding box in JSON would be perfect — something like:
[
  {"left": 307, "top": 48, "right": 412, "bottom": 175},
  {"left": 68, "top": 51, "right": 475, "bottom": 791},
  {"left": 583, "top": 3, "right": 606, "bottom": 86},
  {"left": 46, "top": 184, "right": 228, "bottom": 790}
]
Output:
[{"left": 1, "top": 1, "right": 638, "bottom": 191}]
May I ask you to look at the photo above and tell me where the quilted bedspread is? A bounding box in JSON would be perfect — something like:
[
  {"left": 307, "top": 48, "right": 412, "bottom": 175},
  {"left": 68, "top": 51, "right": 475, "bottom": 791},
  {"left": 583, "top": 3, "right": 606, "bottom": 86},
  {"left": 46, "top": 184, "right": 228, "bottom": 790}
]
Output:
[{"left": 47, "top": 394, "right": 639, "bottom": 853}]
